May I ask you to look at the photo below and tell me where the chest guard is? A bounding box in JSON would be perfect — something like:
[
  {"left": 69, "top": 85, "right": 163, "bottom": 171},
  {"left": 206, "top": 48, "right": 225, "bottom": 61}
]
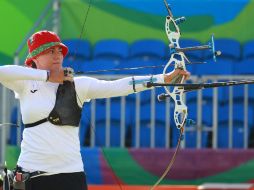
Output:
[{"left": 48, "top": 81, "right": 82, "bottom": 127}]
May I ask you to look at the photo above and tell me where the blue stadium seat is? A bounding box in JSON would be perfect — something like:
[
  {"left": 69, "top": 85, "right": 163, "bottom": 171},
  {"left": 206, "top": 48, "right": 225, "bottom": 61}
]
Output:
[
  {"left": 62, "top": 39, "right": 91, "bottom": 61},
  {"left": 233, "top": 60, "right": 254, "bottom": 75},
  {"left": 125, "top": 90, "right": 158, "bottom": 128},
  {"left": 63, "top": 60, "right": 84, "bottom": 73},
  {"left": 186, "top": 90, "right": 199, "bottom": 104},
  {"left": 218, "top": 104, "right": 253, "bottom": 148},
  {"left": 79, "top": 97, "right": 130, "bottom": 146},
  {"left": 234, "top": 104, "right": 254, "bottom": 127},
  {"left": 186, "top": 80, "right": 226, "bottom": 106},
  {"left": 129, "top": 39, "right": 167, "bottom": 61},
  {"left": 131, "top": 102, "right": 170, "bottom": 147},
  {"left": 130, "top": 99, "right": 179, "bottom": 148},
  {"left": 243, "top": 40, "right": 254, "bottom": 61},
  {"left": 194, "top": 60, "right": 233, "bottom": 104},
  {"left": 248, "top": 85, "right": 254, "bottom": 105},
  {"left": 184, "top": 130, "right": 211, "bottom": 148},
  {"left": 219, "top": 103, "right": 254, "bottom": 127},
  {"left": 179, "top": 39, "right": 203, "bottom": 61},
  {"left": 93, "top": 97, "right": 131, "bottom": 147},
  {"left": 203, "top": 38, "right": 241, "bottom": 62},
  {"left": 227, "top": 83, "right": 254, "bottom": 105},
  {"left": 195, "top": 60, "right": 234, "bottom": 75},
  {"left": 62, "top": 39, "right": 91, "bottom": 72},
  {"left": 93, "top": 39, "right": 129, "bottom": 62},
  {"left": 80, "top": 104, "right": 92, "bottom": 146},
  {"left": 218, "top": 124, "right": 246, "bottom": 148},
  {"left": 188, "top": 101, "right": 214, "bottom": 127},
  {"left": 131, "top": 119, "right": 168, "bottom": 148}
]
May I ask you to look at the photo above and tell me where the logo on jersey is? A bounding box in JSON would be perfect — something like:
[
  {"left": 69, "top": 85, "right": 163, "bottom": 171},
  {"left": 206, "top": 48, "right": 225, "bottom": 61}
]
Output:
[{"left": 30, "top": 90, "right": 38, "bottom": 93}]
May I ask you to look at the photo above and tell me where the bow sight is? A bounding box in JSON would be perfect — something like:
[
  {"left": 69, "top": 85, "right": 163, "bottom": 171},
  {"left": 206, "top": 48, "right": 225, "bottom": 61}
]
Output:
[{"left": 169, "top": 34, "right": 221, "bottom": 63}]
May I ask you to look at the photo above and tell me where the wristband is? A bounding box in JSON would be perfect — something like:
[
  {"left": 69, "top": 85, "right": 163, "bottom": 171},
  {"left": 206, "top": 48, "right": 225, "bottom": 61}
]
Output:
[
  {"left": 46, "top": 70, "right": 50, "bottom": 81},
  {"left": 132, "top": 76, "right": 136, "bottom": 93}
]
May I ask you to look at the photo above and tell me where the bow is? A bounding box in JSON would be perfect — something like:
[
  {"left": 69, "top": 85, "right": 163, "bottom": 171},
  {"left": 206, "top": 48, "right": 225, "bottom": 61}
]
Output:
[
  {"left": 163, "top": 0, "right": 188, "bottom": 131},
  {"left": 158, "top": 0, "right": 219, "bottom": 129},
  {"left": 149, "top": 1, "right": 220, "bottom": 189},
  {"left": 149, "top": 2, "right": 187, "bottom": 189}
]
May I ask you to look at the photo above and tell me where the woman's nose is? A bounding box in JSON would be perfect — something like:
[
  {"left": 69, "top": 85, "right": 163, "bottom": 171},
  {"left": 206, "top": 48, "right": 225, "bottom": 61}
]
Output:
[{"left": 53, "top": 51, "right": 62, "bottom": 59}]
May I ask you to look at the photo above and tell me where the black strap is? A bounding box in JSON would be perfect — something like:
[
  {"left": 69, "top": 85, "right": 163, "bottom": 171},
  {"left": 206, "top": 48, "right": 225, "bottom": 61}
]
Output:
[
  {"left": 24, "top": 118, "right": 48, "bottom": 128},
  {"left": 132, "top": 76, "right": 136, "bottom": 93},
  {"left": 15, "top": 166, "right": 47, "bottom": 177},
  {"left": 150, "top": 75, "right": 154, "bottom": 83},
  {"left": 29, "top": 171, "right": 47, "bottom": 177}
]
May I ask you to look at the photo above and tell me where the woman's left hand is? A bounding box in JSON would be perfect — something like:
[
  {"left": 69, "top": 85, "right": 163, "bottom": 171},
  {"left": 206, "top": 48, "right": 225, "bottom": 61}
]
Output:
[
  {"left": 47, "top": 67, "right": 74, "bottom": 83},
  {"left": 164, "top": 69, "right": 190, "bottom": 84}
]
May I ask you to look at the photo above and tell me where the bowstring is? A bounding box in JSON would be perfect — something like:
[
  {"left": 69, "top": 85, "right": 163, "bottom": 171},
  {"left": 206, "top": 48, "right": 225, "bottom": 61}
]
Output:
[
  {"left": 71, "top": 0, "right": 123, "bottom": 189},
  {"left": 150, "top": 128, "right": 184, "bottom": 190}
]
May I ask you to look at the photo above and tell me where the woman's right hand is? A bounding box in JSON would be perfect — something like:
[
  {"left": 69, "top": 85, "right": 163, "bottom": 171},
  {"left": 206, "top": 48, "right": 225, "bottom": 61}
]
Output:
[{"left": 48, "top": 67, "right": 74, "bottom": 83}]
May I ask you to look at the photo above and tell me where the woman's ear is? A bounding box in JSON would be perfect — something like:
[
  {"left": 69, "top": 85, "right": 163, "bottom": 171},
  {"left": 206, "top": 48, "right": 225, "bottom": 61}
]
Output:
[
  {"left": 32, "top": 58, "right": 38, "bottom": 64},
  {"left": 31, "top": 59, "right": 38, "bottom": 69}
]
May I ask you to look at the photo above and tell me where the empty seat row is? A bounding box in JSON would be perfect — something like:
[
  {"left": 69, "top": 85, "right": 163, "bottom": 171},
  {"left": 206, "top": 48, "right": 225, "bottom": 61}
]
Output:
[
  {"left": 62, "top": 38, "right": 254, "bottom": 76},
  {"left": 63, "top": 39, "right": 167, "bottom": 62},
  {"left": 62, "top": 38, "right": 254, "bottom": 64}
]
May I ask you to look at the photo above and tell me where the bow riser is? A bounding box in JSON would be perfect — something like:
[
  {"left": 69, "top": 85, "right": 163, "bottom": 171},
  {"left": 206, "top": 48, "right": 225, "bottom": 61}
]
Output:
[{"left": 170, "top": 91, "right": 188, "bottom": 129}]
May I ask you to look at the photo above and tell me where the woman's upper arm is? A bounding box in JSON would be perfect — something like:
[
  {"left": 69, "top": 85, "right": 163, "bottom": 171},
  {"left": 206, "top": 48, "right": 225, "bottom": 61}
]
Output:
[
  {"left": 0, "top": 80, "right": 25, "bottom": 94},
  {"left": 0, "top": 65, "right": 47, "bottom": 94},
  {"left": 0, "top": 65, "right": 47, "bottom": 82}
]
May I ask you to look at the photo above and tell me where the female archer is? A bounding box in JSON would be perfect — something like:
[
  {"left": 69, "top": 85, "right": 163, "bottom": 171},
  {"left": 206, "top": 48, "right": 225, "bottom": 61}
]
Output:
[{"left": 0, "top": 30, "right": 190, "bottom": 190}]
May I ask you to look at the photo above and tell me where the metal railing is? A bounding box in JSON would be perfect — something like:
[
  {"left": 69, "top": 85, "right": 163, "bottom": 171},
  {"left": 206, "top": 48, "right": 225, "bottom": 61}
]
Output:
[
  {"left": 1, "top": 75, "right": 254, "bottom": 154},
  {"left": 81, "top": 75, "right": 254, "bottom": 149}
]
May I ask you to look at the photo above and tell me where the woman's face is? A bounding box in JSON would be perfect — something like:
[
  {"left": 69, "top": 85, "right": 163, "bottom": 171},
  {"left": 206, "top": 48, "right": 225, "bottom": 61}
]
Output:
[{"left": 33, "top": 46, "right": 64, "bottom": 70}]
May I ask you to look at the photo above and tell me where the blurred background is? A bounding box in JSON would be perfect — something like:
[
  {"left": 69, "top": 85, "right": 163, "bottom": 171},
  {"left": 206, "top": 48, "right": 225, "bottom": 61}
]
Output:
[{"left": 1, "top": 0, "right": 254, "bottom": 189}]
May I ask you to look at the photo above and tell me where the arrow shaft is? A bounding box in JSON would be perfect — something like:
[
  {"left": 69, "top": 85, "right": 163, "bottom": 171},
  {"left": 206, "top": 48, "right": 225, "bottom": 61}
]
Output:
[{"left": 146, "top": 80, "right": 254, "bottom": 89}]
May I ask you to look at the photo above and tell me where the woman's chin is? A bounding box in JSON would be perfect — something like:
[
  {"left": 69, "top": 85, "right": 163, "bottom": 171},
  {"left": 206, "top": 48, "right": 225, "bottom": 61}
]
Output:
[{"left": 51, "top": 64, "right": 62, "bottom": 70}]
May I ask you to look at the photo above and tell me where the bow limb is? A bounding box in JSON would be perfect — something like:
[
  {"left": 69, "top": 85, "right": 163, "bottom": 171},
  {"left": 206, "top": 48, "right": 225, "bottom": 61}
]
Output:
[{"left": 150, "top": 127, "right": 184, "bottom": 190}]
